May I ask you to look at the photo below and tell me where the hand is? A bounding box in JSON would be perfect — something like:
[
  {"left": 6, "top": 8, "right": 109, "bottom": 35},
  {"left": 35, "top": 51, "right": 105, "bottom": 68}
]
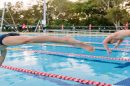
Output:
[
  {"left": 114, "top": 45, "right": 118, "bottom": 48},
  {"left": 114, "top": 39, "right": 123, "bottom": 48},
  {"left": 107, "top": 49, "right": 111, "bottom": 55}
]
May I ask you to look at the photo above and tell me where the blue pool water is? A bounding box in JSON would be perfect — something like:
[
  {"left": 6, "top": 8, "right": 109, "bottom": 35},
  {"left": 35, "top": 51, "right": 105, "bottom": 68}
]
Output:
[{"left": 0, "top": 36, "right": 130, "bottom": 86}]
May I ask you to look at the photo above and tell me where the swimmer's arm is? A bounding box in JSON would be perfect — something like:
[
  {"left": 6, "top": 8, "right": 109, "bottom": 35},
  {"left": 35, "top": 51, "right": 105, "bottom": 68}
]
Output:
[
  {"left": 103, "top": 37, "right": 111, "bottom": 54},
  {"left": 0, "top": 49, "right": 7, "bottom": 65},
  {"left": 103, "top": 40, "right": 110, "bottom": 52},
  {"left": 114, "top": 39, "right": 123, "bottom": 48}
]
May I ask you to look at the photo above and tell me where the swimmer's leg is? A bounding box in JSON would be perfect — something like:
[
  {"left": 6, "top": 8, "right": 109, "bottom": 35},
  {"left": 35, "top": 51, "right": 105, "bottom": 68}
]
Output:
[
  {"left": 31, "top": 35, "right": 94, "bottom": 52},
  {"left": 2, "top": 36, "right": 32, "bottom": 46},
  {"left": 0, "top": 48, "right": 7, "bottom": 65},
  {"left": 2, "top": 35, "right": 94, "bottom": 52}
]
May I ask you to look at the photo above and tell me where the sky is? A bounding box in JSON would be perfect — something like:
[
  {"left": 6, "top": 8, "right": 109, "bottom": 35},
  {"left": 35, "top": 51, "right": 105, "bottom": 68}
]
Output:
[
  {"left": 0, "top": 0, "right": 37, "bottom": 8},
  {"left": 0, "top": 0, "right": 77, "bottom": 8}
]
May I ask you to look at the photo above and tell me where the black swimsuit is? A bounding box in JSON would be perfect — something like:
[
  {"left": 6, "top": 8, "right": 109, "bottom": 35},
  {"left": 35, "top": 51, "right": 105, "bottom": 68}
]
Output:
[{"left": 0, "top": 33, "right": 20, "bottom": 45}]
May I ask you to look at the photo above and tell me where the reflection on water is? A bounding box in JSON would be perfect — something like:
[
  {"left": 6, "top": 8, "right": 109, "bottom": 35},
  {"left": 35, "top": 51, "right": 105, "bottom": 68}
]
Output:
[
  {"left": 1, "top": 42, "right": 130, "bottom": 86},
  {"left": 5, "top": 51, "right": 37, "bottom": 67}
]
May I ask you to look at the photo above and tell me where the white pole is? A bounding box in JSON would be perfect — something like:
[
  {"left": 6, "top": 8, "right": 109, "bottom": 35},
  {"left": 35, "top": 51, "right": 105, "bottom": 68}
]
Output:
[
  {"left": 0, "top": 2, "right": 6, "bottom": 32},
  {"left": 43, "top": 0, "right": 46, "bottom": 27}
]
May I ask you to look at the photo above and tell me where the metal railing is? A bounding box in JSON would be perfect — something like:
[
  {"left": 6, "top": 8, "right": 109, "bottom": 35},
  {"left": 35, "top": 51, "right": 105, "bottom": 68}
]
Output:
[{"left": 1, "top": 25, "right": 127, "bottom": 35}]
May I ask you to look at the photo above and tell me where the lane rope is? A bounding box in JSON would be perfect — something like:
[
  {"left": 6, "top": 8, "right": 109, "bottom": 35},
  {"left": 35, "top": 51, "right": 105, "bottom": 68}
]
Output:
[
  {"left": 34, "top": 43, "right": 130, "bottom": 52},
  {"left": 7, "top": 45, "right": 130, "bottom": 53},
  {"left": 9, "top": 48, "right": 130, "bottom": 62},
  {"left": 0, "top": 65, "right": 112, "bottom": 86},
  {"left": 31, "top": 50, "right": 130, "bottom": 62},
  {"left": 96, "top": 47, "right": 130, "bottom": 53}
]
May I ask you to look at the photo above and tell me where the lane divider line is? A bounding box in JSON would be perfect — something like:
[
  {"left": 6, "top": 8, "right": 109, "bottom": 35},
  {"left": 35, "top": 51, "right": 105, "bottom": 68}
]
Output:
[{"left": 0, "top": 65, "right": 112, "bottom": 86}]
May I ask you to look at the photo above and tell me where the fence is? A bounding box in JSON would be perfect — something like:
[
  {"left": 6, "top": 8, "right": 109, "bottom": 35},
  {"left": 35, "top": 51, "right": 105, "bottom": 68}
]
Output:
[{"left": 1, "top": 25, "right": 127, "bottom": 34}]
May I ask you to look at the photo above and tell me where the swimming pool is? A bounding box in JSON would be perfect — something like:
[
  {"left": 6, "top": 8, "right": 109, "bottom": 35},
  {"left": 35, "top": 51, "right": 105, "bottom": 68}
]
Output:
[{"left": 0, "top": 35, "right": 130, "bottom": 86}]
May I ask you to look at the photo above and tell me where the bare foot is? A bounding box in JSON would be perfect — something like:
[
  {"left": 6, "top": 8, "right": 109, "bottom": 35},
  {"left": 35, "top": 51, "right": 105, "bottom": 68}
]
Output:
[
  {"left": 63, "top": 36, "right": 94, "bottom": 52},
  {"left": 79, "top": 42, "right": 95, "bottom": 52}
]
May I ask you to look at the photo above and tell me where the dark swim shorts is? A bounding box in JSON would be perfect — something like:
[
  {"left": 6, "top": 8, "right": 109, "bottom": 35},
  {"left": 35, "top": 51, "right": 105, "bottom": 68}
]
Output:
[{"left": 0, "top": 33, "right": 20, "bottom": 45}]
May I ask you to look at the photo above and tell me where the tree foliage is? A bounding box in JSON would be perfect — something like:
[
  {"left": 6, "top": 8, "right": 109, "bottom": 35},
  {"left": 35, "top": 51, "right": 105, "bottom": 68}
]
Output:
[{"left": 1, "top": 0, "right": 130, "bottom": 27}]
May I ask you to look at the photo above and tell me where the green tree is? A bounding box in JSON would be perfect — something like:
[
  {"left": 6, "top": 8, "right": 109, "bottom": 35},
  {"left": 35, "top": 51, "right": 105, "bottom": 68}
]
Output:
[
  {"left": 105, "top": 7, "right": 130, "bottom": 29},
  {"left": 3, "top": 0, "right": 130, "bottom": 28}
]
